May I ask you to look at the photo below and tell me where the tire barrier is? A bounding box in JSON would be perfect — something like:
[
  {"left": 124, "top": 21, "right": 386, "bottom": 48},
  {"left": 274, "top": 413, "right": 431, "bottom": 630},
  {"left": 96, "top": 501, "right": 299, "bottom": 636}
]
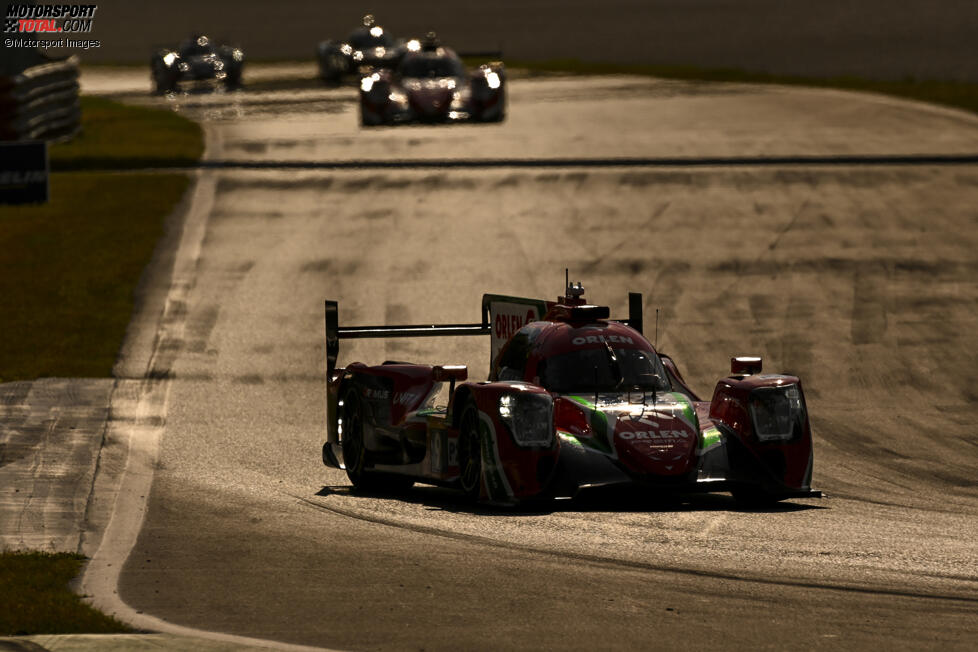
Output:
[{"left": 0, "top": 55, "right": 81, "bottom": 142}]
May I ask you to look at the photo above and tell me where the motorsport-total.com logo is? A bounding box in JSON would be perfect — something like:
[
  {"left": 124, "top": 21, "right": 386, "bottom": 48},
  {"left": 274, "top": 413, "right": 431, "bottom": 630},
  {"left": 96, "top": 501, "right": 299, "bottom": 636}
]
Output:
[{"left": 4, "top": 3, "right": 100, "bottom": 49}]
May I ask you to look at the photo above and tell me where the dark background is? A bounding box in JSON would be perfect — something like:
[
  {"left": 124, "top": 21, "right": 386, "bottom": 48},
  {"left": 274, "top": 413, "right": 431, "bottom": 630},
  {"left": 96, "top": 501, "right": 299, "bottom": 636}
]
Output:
[{"left": 6, "top": 0, "right": 978, "bottom": 81}]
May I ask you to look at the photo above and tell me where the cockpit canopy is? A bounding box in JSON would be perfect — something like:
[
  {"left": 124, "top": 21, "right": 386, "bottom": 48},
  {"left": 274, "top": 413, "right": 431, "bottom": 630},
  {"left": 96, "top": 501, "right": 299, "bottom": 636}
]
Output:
[
  {"left": 399, "top": 52, "right": 466, "bottom": 79},
  {"left": 180, "top": 34, "right": 215, "bottom": 57},
  {"left": 492, "top": 320, "right": 670, "bottom": 394},
  {"left": 539, "top": 344, "right": 669, "bottom": 393}
]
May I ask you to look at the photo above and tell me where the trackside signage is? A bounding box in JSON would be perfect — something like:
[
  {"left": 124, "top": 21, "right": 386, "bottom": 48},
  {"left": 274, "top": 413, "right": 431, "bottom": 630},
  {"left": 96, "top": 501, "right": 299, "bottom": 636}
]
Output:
[{"left": 0, "top": 140, "right": 48, "bottom": 204}]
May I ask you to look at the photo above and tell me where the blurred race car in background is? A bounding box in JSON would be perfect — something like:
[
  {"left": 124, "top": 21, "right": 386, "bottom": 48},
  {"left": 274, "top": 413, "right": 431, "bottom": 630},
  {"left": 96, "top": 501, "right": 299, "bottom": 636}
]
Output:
[
  {"left": 316, "top": 14, "right": 406, "bottom": 84},
  {"left": 322, "top": 281, "right": 819, "bottom": 506},
  {"left": 359, "top": 33, "right": 506, "bottom": 126},
  {"left": 151, "top": 34, "right": 244, "bottom": 93}
]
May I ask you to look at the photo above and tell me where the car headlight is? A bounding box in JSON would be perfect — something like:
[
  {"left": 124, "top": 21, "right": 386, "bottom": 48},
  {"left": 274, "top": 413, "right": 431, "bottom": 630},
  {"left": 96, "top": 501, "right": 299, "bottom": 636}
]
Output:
[
  {"left": 499, "top": 393, "right": 553, "bottom": 447},
  {"left": 749, "top": 384, "right": 805, "bottom": 442}
]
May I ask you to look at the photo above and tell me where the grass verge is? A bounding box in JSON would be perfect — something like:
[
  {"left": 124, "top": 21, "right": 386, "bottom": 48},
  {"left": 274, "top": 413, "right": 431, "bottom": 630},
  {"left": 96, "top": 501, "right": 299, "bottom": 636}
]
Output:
[
  {"left": 0, "top": 171, "right": 189, "bottom": 380},
  {"left": 1, "top": 95, "right": 200, "bottom": 631},
  {"left": 499, "top": 58, "right": 978, "bottom": 117},
  {"left": 0, "top": 551, "right": 132, "bottom": 635},
  {"left": 1, "top": 94, "right": 200, "bottom": 382},
  {"left": 51, "top": 95, "right": 204, "bottom": 170}
]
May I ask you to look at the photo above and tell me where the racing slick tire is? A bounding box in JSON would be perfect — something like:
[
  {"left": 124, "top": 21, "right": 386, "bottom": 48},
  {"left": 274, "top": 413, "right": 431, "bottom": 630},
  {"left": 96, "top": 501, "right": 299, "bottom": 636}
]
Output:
[
  {"left": 152, "top": 69, "right": 177, "bottom": 94},
  {"left": 340, "top": 386, "right": 413, "bottom": 494},
  {"left": 457, "top": 401, "right": 484, "bottom": 499}
]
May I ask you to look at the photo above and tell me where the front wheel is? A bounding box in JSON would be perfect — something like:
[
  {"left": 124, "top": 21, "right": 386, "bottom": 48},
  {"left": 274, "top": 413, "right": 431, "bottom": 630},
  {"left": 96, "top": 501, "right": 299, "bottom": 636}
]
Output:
[{"left": 457, "top": 402, "right": 483, "bottom": 498}]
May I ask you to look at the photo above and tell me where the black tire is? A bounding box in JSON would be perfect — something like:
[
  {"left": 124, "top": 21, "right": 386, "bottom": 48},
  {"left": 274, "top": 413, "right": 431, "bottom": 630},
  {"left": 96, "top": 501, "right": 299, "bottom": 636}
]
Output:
[
  {"left": 340, "top": 386, "right": 413, "bottom": 494},
  {"left": 153, "top": 73, "right": 175, "bottom": 94},
  {"left": 457, "top": 402, "right": 483, "bottom": 498}
]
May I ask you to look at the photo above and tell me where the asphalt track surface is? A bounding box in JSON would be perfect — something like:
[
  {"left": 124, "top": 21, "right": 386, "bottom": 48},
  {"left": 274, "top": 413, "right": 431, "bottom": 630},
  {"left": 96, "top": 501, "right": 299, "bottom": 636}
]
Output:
[{"left": 76, "top": 71, "right": 978, "bottom": 650}]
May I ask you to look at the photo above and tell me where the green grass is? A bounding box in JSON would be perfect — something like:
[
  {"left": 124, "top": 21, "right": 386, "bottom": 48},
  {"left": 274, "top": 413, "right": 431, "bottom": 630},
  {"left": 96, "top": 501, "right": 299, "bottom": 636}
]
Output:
[
  {"left": 0, "top": 551, "right": 132, "bottom": 635},
  {"left": 0, "top": 172, "right": 189, "bottom": 381},
  {"left": 0, "top": 97, "right": 199, "bottom": 631},
  {"left": 1, "top": 94, "right": 200, "bottom": 383},
  {"left": 51, "top": 95, "right": 204, "bottom": 170},
  {"left": 499, "top": 58, "right": 978, "bottom": 117}
]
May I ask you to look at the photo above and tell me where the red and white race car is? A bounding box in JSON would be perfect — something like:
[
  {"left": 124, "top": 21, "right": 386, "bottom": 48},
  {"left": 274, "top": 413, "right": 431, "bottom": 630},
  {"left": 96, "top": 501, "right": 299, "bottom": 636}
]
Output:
[
  {"left": 322, "top": 282, "right": 819, "bottom": 505},
  {"left": 358, "top": 33, "right": 505, "bottom": 126}
]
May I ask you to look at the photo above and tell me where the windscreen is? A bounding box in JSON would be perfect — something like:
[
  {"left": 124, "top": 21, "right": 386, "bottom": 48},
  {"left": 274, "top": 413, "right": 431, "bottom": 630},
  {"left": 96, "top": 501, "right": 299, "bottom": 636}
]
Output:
[
  {"left": 539, "top": 346, "right": 670, "bottom": 394},
  {"left": 400, "top": 56, "right": 465, "bottom": 79}
]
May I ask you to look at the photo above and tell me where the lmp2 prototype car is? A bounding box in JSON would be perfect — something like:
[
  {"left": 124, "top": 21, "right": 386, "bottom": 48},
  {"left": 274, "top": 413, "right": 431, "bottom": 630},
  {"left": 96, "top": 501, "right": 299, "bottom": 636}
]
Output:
[
  {"left": 151, "top": 34, "right": 244, "bottom": 94},
  {"left": 322, "top": 282, "right": 819, "bottom": 506},
  {"left": 358, "top": 33, "right": 506, "bottom": 126},
  {"left": 316, "top": 14, "right": 406, "bottom": 84}
]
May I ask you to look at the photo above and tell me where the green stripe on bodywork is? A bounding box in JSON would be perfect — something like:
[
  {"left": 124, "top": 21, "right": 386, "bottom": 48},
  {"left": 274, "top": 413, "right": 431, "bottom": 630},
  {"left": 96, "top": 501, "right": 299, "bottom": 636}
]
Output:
[
  {"left": 478, "top": 416, "right": 510, "bottom": 502},
  {"left": 566, "top": 395, "right": 614, "bottom": 455},
  {"left": 558, "top": 430, "right": 585, "bottom": 448},
  {"left": 667, "top": 392, "right": 697, "bottom": 424},
  {"left": 700, "top": 425, "right": 722, "bottom": 453}
]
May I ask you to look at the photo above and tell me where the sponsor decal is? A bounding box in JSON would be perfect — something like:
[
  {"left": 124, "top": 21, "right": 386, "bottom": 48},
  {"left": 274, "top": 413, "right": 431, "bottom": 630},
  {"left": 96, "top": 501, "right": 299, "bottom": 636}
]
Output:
[
  {"left": 494, "top": 308, "right": 537, "bottom": 342},
  {"left": 1, "top": 142, "right": 48, "bottom": 205},
  {"left": 619, "top": 429, "right": 689, "bottom": 441},
  {"left": 4, "top": 3, "right": 101, "bottom": 48},
  {"left": 364, "top": 387, "right": 389, "bottom": 400},
  {"left": 429, "top": 430, "right": 443, "bottom": 473},
  {"left": 393, "top": 391, "right": 419, "bottom": 407},
  {"left": 571, "top": 334, "right": 634, "bottom": 346},
  {"left": 447, "top": 437, "right": 458, "bottom": 466},
  {"left": 486, "top": 295, "right": 547, "bottom": 370}
]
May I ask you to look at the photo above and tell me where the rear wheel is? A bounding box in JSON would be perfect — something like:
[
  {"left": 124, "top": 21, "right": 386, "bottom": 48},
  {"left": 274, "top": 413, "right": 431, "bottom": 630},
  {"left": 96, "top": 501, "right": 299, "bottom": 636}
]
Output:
[
  {"left": 457, "top": 402, "right": 483, "bottom": 498},
  {"left": 340, "top": 386, "right": 413, "bottom": 494}
]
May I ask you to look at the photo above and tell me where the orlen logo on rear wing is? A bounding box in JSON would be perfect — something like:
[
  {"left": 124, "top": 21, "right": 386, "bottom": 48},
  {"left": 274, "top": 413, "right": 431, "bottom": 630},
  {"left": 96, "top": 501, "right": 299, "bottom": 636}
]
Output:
[
  {"left": 324, "top": 291, "right": 642, "bottom": 378},
  {"left": 483, "top": 294, "right": 550, "bottom": 372}
]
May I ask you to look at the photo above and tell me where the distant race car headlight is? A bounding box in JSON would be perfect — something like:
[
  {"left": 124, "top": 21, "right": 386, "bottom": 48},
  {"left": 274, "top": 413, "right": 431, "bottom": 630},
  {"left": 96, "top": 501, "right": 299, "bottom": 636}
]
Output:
[
  {"left": 163, "top": 52, "right": 177, "bottom": 67},
  {"left": 360, "top": 73, "right": 380, "bottom": 92},
  {"left": 178, "top": 61, "right": 190, "bottom": 72},
  {"left": 450, "top": 88, "right": 470, "bottom": 109},
  {"left": 499, "top": 393, "right": 553, "bottom": 447},
  {"left": 213, "top": 60, "right": 224, "bottom": 70},
  {"left": 340, "top": 43, "right": 353, "bottom": 56},
  {"left": 486, "top": 71, "right": 501, "bottom": 90},
  {"left": 749, "top": 384, "right": 805, "bottom": 442},
  {"left": 232, "top": 49, "right": 244, "bottom": 62}
]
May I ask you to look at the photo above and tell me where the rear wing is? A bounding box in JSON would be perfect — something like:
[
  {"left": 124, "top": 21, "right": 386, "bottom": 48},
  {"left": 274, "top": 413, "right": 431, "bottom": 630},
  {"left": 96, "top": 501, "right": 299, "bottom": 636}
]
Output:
[{"left": 325, "top": 292, "right": 643, "bottom": 379}]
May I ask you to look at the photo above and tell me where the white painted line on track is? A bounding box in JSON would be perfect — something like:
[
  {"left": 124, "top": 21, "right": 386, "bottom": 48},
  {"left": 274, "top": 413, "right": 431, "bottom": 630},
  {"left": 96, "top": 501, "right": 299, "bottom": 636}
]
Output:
[{"left": 77, "top": 125, "right": 343, "bottom": 651}]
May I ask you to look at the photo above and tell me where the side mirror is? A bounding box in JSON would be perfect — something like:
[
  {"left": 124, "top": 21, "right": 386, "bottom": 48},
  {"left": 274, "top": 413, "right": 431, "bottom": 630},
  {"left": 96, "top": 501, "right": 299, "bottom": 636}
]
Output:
[
  {"left": 434, "top": 365, "right": 468, "bottom": 417},
  {"left": 731, "top": 356, "right": 762, "bottom": 376},
  {"left": 433, "top": 365, "right": 467, "bottom": 382}
]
